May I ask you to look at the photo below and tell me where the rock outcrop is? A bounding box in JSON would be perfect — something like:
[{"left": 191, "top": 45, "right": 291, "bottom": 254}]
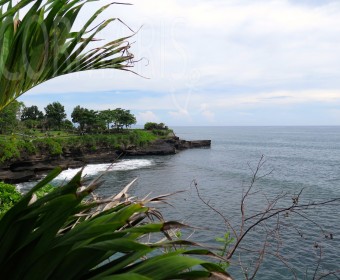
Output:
[{"left": 0, "top": 137, "right": 211, "bottom": 184}]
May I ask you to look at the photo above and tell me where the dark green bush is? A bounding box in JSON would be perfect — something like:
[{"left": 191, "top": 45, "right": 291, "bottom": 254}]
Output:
[
  {"left": 0, "top": 182, "right": 22, "bottom": 216},
  {"left": 0, "top": 139, "right": 20, "bottom": 162},
  {"left": 17, "top": 140, "right": 37, "bottom": 155},
  {"left": 33, "top": 138, "right": 63, "bottom": 156},
  {"left": 144, "top": 122, "right": 168, "bottom": 130},
  {"left": 152, "top": 129, "right": 170, "bottom": 136}
]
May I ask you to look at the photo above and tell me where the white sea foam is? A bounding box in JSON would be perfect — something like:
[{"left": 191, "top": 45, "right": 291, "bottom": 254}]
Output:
[{"left": 54, "top": 159, "right": 154, "bottom": 181}]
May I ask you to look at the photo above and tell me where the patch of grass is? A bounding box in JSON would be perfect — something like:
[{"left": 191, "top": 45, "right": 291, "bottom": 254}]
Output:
[{"left": 133, "top": 129, "right": 158, "bottom": 145}]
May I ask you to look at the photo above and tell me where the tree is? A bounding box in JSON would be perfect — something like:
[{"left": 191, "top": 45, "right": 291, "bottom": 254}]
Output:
[
  {"left": 121, "top": 109, "right": 137, "bottom": 128},
  {"left": 144, "top": 122, "right": 168, "bottom": 130},
  {"left": 99, "top": 109, "right": 116, "bottom": 130},
  {"left": 71, "top": 106, "right": 87, "bottom": 131},
  {"left": 44, "top": 102, "right": 66, "bottom": 130},
  {"left": 21, "top": 105, "right": 44, "bottom": 129},
  {"left": 72, "top": 106, "right": 104, "bottom": 133},
  {"left": 21, "top": 105, "right": 44, "bottom": 121},
  {"left": 112, "top": 108, "right": 137, "bottom": 130},
  {"left": 0, "top": 100, "right": 23, "bottom": 134},
  {"left": 61, "top": 119, "right": 74, "bottom": 131}
]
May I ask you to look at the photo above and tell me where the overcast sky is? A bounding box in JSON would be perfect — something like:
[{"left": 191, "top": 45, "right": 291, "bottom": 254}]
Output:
[{"left": 18, "top": 0, "right": 340, "bottom": 126}]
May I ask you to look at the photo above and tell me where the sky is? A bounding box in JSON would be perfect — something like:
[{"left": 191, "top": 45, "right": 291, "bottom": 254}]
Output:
[{"left": 18, "top": 0, "right": 340, "bottom": 126}]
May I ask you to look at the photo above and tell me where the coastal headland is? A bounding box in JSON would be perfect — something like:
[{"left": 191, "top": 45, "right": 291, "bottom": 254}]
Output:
[{"left": 0, "top": 136, "right": 211, "bottom": 183}]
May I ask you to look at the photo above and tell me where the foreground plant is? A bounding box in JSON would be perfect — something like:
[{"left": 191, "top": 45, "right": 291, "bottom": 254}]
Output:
[
  {"left": 0, "top": 0, "right": 134, "bottom": 110},
  {"left": 0, "top": 167, "right": 232, "bottom": 279}
]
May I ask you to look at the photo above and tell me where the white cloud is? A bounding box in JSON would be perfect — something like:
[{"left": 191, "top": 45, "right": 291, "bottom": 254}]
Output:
[
  {"left": 137, "top": 111, "right": 159, "bottom": 124},
  {"left": 211, "top": 90, "right": 340, "bottom": 109},
  {"left": 19, "top": 0, "right": 340, "bottom": 125},
  {"left": 200, "top": 103, "right": 215, "bottom": 122}
]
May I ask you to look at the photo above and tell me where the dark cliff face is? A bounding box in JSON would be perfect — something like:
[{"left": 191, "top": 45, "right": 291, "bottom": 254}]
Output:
[{"left": 0, "top": 138, "right": 211, "bottom": 184}]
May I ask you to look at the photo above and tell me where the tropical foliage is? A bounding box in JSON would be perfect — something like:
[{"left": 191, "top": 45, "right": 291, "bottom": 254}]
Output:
[
  {"left": 44, "top": 102, "right": 67, "bottom": 130},
  {"left": 0, "top": 182, "right": 21, "bottom": 216},
  {"left": 0, "top": 100, "right": 23, "bottom": 133},
  {"left": 0, "top": 168, "right": 231, "bottom": 279},
  {"left": 0, "top": 0, "right": 134, "bottom": 111},
  {"left": 0, "top": 182, "right": 55, "bottom": 216},
  {"left": 0, "top": 100, "right": 138, "bottom": 133},
  {"left": 0, "top": 129, "right": 160, "bottom": 163},
  {"left": 21, "top": 105, "right": 44, "bottom": 121},
  {"left": 144, "top": 122, "right": 168, "bottom": 131}
]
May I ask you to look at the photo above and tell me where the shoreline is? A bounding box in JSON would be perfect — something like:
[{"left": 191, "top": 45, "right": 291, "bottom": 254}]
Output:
[{"left": 0, "top": 137, "right": 211, "bottom": 184}]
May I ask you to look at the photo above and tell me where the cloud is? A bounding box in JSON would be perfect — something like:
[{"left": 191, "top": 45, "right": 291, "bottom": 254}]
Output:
[
  {"left": 137, "top": 111, "right": 160, "bottom": 124},
  {"left": 18, "top": 0, "right": 340, "bottom": 125},
  {"left": 211, "top": 90, "right": 340, "bottom": 108},
  {"left": 200, "top": 103, "right": 215, "bottom": 122},
  {"left": 169, "top": 109, "right": 190, "bottom": 118}
]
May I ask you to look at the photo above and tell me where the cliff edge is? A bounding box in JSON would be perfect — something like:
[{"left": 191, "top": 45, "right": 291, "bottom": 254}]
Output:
[{"left": 0, "top": 137, "right": 211, "bottom": 183}]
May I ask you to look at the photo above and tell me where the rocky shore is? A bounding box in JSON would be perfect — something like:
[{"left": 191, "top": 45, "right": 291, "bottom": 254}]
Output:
[{"left": 0, "top": 137, "right": 211, "bottom": 184}]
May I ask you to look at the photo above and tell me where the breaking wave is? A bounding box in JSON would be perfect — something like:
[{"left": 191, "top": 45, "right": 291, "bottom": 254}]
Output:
[{"left": 54, "top": 159, "right": 154, "bottom": 181}]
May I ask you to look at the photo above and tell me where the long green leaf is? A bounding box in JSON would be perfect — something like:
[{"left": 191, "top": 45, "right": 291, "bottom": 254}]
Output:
[{"left": 0, "top": 0, "right": 134, "bottom": 110}]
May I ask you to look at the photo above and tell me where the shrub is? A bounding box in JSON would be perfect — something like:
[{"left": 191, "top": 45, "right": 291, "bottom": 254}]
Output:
[
  {"left": 17, "top": 140, "right": 37, "bottom": 155},
  {"left": 144, "top": 122, "right": 167, "bottom": 130},
  {"left": 0, "top": 139, "right": 20, "bottom": 162},
  {"left": 33, "top": 138, "right": 63, "bottom": 156},
  {"left": 152, "top": 129, "right": 170, "bottom": 137},
  {"left": 0, "top": 182, "right": 22, "bottom": 217}
]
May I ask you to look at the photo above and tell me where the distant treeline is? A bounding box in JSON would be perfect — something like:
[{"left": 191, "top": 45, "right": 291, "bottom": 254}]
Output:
[{"left": 0, "top": 100, "right": 137, "bottom": 134}]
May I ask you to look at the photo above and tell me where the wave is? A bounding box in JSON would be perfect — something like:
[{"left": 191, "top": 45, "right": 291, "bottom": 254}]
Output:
[
  {"left": 16, "top": 159, "right": 154, "bottom": 192},
  {"left": 54, "top": 159, "right": 154, "bottom": 181}
]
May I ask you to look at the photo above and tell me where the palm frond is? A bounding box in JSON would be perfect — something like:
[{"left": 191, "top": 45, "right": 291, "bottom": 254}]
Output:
[{"left": 0, "top": 0, "right": 134, "bottom": 110}]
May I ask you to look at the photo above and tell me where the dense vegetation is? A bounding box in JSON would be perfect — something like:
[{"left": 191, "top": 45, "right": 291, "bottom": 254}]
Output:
[
  {"left": 0, "top": 182, "right": 21, "bottom": 216},
  {"left": 0, "top": 100, "right": 137, "bottom": 134},
  {"left": 0, "top": 183, "right": 54, "bottom": 217},
  {"left": 0, "top": 101, "right": 168, "bottom": 163},
  {"left": 0, "top": 129, "right": 162, "bottom": 163}
]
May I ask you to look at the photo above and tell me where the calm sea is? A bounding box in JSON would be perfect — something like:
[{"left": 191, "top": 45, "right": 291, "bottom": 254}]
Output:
[{"left": 18, "top": 126, "right": 340, "bottom": 279}]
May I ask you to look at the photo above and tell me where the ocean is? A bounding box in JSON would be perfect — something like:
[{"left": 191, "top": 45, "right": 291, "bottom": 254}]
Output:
[{"left": 18, "top": 126, "right": 340, "bottom": 279}]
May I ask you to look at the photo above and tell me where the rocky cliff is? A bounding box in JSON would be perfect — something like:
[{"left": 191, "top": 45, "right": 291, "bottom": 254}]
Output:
[{"left": 0, "top": 137, "right": 211, "bottom": 183}]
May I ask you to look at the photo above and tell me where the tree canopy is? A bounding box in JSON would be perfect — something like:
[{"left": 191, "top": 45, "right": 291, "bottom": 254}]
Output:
[
  {"left": 71, "top": 106, "right": 104, "bottom": 132},
  {"left": 44, "top": 102, "right": 66, "bottom": 130},
  {"left": 111, "top": 108, "right": 137, "bottom": 130},
  {"left": 144, "top": 122, "right": 168, "bottom": 130},
  {"left": 0, "top": 100, "right": 139, "bottom": 133},
  {"left": 0, "top": 100, "right": 23, "bottom": 134},
  {"left": 21, "top": 105, "right": 44, "bottom": 121}
]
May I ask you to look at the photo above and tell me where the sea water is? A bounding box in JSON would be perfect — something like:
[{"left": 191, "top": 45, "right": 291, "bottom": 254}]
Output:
[{"left": 18, "top": 126, "right": 340, "bottom": 279}]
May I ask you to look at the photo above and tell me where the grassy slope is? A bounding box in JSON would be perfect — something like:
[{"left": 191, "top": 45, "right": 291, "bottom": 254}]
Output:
[{"left": 0, "top": 129, "right": 171, "bottom": 163}]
